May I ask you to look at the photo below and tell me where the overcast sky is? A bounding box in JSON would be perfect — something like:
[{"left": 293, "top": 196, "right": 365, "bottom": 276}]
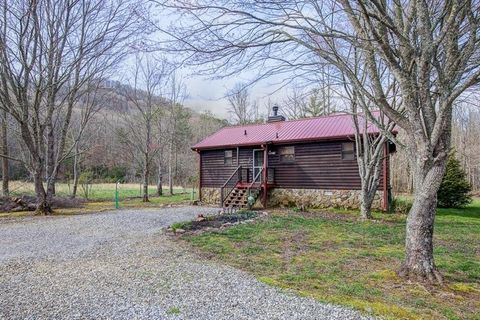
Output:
[
  {"left": 179, "top": 71, "right": 289, "bottom": 120},
  {"left": 114, "top": 50, "right": 289, "bottom": 121},
  {"left": 121, "top": 7, "right": 299, "bottom": 121}
]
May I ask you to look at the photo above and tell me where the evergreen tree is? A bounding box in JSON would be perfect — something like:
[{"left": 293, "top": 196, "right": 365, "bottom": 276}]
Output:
[{"left": 438, "top": 153, "right": 472, "bottom": 208}]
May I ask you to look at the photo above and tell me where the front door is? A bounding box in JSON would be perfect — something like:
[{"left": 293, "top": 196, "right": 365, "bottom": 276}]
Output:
[{"left": 253, "top": 149, "right": 263, "bottom": 183}]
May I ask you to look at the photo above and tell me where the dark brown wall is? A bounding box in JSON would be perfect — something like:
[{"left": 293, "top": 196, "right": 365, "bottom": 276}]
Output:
[
  {"left": 200, "top": 140, "right": 385, "bottom": 190},
  {"left": 200, "top": 147, "right": 257, "bottom": 187},
  {"left": 270, "top": 141, "right": 367, "bottom": 190}
]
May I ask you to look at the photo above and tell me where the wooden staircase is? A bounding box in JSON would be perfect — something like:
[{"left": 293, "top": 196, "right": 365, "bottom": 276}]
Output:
[
  {"left": 220, "top": 165, "right": 269, "bottom": 210},
  {"left": 223, "top": 186, "right": 261, "bottom": 209}
]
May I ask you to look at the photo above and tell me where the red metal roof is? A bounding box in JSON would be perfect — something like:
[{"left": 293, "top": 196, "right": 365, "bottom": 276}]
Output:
[{"left": 192, "top": 112, "right": 384, "bottom": 150}]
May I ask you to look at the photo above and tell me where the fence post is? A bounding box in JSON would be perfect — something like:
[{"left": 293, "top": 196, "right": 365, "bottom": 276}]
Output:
[{"left": 115, "top": 181, "right": 120, "bottom": 209}]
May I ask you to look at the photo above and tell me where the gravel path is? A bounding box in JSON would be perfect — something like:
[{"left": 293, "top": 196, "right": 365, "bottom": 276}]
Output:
[{"left": 0, "top": 207, "right": 371, "bottom": 320}]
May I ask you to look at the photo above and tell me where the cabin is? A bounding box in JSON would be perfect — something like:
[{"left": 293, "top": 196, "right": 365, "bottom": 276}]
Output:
[{"left": 192, "top": 106, "right": 393, "bottom": 211}]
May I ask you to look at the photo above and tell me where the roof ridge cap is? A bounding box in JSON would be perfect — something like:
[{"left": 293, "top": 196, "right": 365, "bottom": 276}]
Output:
[{"left": 220, "top": 112, "right": 354, "bottom": 130}]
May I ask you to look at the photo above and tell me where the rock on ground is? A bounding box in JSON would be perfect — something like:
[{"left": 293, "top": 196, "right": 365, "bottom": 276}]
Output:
[{"left": 0, "top": 207, "right": 372, "bottom": 320}]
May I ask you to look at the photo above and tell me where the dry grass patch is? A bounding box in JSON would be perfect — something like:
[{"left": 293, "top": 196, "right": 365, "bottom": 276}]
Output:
[{"left": 0, "top": 190, "right": 194, "bottom": 217}]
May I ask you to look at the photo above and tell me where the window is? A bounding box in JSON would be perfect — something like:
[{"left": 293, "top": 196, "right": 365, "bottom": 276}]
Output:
[
  {"left": 279, "top": 146, "right": 295, "bottom": 163},
  {"left": 224, "top": 150, "right": 233, "bottom": 165},
  {"left": 341, "top": 142, "right": 355, "bottom": 160}
]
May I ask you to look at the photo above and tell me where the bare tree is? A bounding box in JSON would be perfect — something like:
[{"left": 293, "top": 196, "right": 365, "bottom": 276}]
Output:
[
  {"left": 166, "top": 72, "right": 187, "bottom": 195},
  {"left": 284, "top": 78, "right": 337, "bottom": 120},
  {"left": 390, "top": 136, "right": 414, "bottom": 194},
  {"left": 393, "top": 101, "right": 480, "bottom": 194},
  {"left": 336, "top": 1, "right": 479, "bottom": 283},
  {"left": 342, "top": 52, "right": 398, "bottom": 219},
  {"left": 0, "top": 109, "right": 8, "bottom": 196},
  {"left": 306, "top": 69, "right": 338, "bottom": 117},
  {"left": 353, "top": 115, "right": 388, "bottom": 219},
  {"left": 283, "top": 65, "right": 339, "bottom": 120},
  {"left": 348, "top": 88, "right": 395, "bottom": 219},
  {"left": 70, "top": 80, "right": 106, "bottom": 199},
  {"left": 156, "top": 0, "right": 480, "bottom": 283},
  {"left": 155, "top": 113, "right": 166, "bottom": 197},
  {"left": 452, "top": 103, "right": 480, "bottom": 191},
  {"left": 227, "top": 83, "right": 257, "bottom": 125},
  {"left": 305, "top": 88, "right": 325, "bottom": 117},
  {"left": 118, "top": 55, "right": 167, "bottom": 202},
  {"left": 283, "top": 87, "right": 308, "bottom": 120},
  {"left": 0, "top": 0, "right": 144, "bottom": 213}
]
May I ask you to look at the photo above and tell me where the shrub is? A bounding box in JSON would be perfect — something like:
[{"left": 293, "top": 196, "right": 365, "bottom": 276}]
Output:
[
  {"left": 79, "top": 171, "right": 94, "bottom": 199},
  {"left": 438, "top": 153, "right": 472, "bottom": 208},
  {"left": 390, "top": 197, "right": 413, "bottom": 214},
  {"left": 89, "top": 165, "right": 127, "bottom": 183},
  {"left": 171, "top": 221, "right": 192, "bottom": 232},
  {"left": 235, "top": 209, "right": 257, "bottom": 219}
]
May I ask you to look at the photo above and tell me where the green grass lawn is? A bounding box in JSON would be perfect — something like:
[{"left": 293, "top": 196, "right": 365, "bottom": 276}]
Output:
[
  {"left": 184, "top": 199, "right": 480, "bottom": 320},
  {"left": 8, "top": 181, "right": 196, "bottom": 201},
  {"left": 1, "top": 181, "right": 197, "bottom": 215}
]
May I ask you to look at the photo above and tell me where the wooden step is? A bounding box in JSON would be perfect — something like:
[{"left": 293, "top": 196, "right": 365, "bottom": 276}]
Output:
[
  {"left": 223, "top": 186, "right": 261, "bottom": 208},
  {"left": 224, "top": 202, "right": 248, "bottom": 208},
  {"left": 225, "top": 201, "right": 248, "bottom": 205}
]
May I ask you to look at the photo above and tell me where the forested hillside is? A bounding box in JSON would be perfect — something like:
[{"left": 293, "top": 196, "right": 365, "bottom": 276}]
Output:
[{"left": 1, "top": 79, "right": 226, "bottom": 196}]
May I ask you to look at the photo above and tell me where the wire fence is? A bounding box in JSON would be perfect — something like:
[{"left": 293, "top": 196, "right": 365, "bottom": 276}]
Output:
[{"left": 5, "top": 181, "right": 194, "bottom": 202}]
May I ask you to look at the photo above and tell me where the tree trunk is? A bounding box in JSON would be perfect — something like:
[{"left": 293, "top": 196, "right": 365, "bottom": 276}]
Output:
[
  {"left": 359, "top": 189, "right": 375, "bottom": 219},
  {"left": 156, "top": 161, "right": 163, "bottom": 196},
  {"left": 142, "top": 155, "right": 149, "bottom": 202},
  {"left": 1, "top": 110, "right": 9, "bottom": 197},
  {"left": 407, "top": 164, "right": 414, "bottom": 194},
  {"left": 71, "top": 143, "right": 80, "bottom": 199},
  {"left": 359, "top": 160, "right": 383, "bottom": 219},
  {"left": 351, "top": 107, "right": 386, "bottom": 220},
  {"left": 142, "top": 179, "right": 149, "bottom": 202},
  {"left": 168, "top": 141, "right": 173, "bottom": 195},
  {"left": 399, "top": 155, "right": 447, "bottom": 283},
  {"left": 34, "top": 167, "right": 52, "bottom": 215},
  {"left": 46, "top": 177, "right": 56, "bottom": 213},
  {"left": 51, "top": 180, "right": 56, "bottom": 195},
  {"left": 46, "top": 123, "right": 56, "bottom": 197},
  {"left": 142, "top": 116, "right": 152, "bottom": 202}
]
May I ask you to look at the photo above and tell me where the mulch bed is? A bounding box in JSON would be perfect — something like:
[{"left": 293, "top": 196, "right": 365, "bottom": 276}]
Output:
[{"left": 167, "top": 210, "right": 261, "bottom": 234}]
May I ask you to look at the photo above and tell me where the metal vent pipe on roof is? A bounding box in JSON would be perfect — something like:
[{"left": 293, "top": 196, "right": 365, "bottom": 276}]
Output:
[{"left": 267, "top": 104, "right": 286, "bottom": 123}]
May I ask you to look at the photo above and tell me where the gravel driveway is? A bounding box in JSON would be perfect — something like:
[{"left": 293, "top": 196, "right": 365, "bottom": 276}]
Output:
[{"left": 0, "top": 207, "right": 371, "bottom": 320}]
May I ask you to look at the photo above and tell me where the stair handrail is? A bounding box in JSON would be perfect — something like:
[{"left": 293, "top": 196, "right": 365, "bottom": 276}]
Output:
[
  {"left": 221, "top": 165, "right": 242, "bottom": 207},
  {"left": 247, "top": 167, "right": 263, "bottom": 197}
]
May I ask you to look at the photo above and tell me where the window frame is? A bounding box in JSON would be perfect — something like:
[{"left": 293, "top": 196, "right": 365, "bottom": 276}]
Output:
[
  {"left": 341, "top": 142, "right": 356, "bottom": 160},
  {"left": 278, "top": 146, "right": 295, "bottom": 163},
  {"left": 224, "top": 150, "right": 234, "bottom": 165}
]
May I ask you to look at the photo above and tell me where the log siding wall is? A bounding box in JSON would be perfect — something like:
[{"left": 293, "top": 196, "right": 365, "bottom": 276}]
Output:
[
  {"left": 200, "top": 147, "right": 256, "bottom": 187},
  {"left": 200, "top": 140, "right": 385, "bottom": 190}
]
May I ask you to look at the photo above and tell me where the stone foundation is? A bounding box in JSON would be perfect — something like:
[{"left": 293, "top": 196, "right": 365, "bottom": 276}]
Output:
[
  {"left": 200, "top": 187, "right": 221, "bottom": 205},
  {"left": 201, "top": 187, "right": 384, "bottom": 210},
  {"left": 267, "top": 188, "right": 384, "bottom": 210}
]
